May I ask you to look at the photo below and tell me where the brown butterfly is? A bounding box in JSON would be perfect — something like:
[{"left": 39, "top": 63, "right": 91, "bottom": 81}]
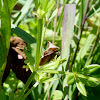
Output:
[{"left": 39, "top": 41, "right": 60, "bottom": 66}]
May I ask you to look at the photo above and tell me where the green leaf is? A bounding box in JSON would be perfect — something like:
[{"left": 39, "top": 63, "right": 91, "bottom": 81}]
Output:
[
  {"left": 40, "top": 57, "right": 60, "bottom": 70},
  {"left": 0, "top": 0, "right": 11, "bottom": 90},
  {"left": 76, "top": 26, "right": 97, "bottom": 61},
  {"left": 3, "top": 71, "right": 18, "bottom": 94},
  {"left": 68, "top": 84, "right": 77, "bottom": 100},
  {"left": 77, "top": 74, "right": 100, "bottom": 87},
  {"left": 11, "top": 25, "right": 36, "bottom": 44},
  {"left": 9, "top": 0, "right": 18, "bottom": 13},
  {"left": 87, "top": 1, "right": 100, "bottom": 18},
  {"left": 40, "top": 77, "right": 58, "bottom": 83},
  {"left": 46, "top": 0, "right": 55, "bottom": 12},
  {"left": 9, "top": 91, "right": 14, "bottom": 100},
  {"left": 40, "top": 0, "right": 55, "bottom": 13},
  {"left": 82, "top": 64, "right": 100, "bottom": 75},
  {"left": 52, "top": 90, "right": 63, "bottom": 100},
  {"left": 23, "top": 48, "right": 35, "bottom": 65},
  {"left": 67, "top": 74, "right": 75, "bottom": 85},
  {"left": 0, "top": 89, "right": 6, "bottom": 100},
  {"left": 13, "top": 0, "right": 33, "bottom": 25},
  {"left": 40, "top": 0, "right": 49, "bottom": 11},
  {"left": 76, "top": 80, "right": 87, "bottom": 96},
  {"left": 49, "top": 8, "right": 58, "bottom": 21},
  {"left": 1, "top": 0, "right": 11, "bottom": 53},
  {"left": 0, "top": 35, "right": 6, "bottom": 72},
  {"left": 56, "top": 5, "right": 64, "bottom": 32},
  {"left": 0, "top": 0, "right": 2, "bottom": 15},
  {"left": 76, "top": 34, "right": 96, "bottom": 61},
  {"left": 34, "top": 0, "right": 39, "bottom": 9},
  {"left": 37, "top": 6, "right": 46, "bottom": 18}
]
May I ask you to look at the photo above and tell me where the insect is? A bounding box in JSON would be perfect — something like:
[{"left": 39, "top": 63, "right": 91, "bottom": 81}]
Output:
[{"left": 39, "top": 41, "right": 60, "bottom": 66}]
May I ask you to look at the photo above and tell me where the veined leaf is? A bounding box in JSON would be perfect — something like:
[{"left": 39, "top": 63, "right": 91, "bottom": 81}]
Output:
[
  {"left": 11, "top": 25, "right": 36, "bottom": 44},
  {"left": 82, "top": 64, "right": 100, "bottom": 75},
  {"left": 76, "top": 80, "right": 87, "bottom": 96},
  {"left": 77, "top": 74, "right": 100, "bottom": 87}
]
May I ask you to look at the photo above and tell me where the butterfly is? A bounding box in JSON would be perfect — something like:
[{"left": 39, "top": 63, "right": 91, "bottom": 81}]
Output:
[{"left": 39, "top": 41, "right": 60, "bottom": 66}]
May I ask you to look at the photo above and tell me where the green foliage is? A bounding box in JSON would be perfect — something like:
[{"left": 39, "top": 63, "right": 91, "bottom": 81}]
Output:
[
  {"left": 67, "top": 74, "right": 75, "bottom": 85},
  {"left": 76, "top": 80, "right": 87, "bottom": 96},
  {"left": 0, "top": 0, "right": 11, "bottom": 91},
  {"left": 52, "top": 90, "right": 63, "bottom": 100},
  {"left": 0, "top": 0, "right": 100, "bottom": 100}
]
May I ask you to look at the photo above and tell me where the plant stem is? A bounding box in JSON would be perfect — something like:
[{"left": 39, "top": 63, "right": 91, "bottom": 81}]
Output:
[
  {"left": 71, "top": 0, "right": 89, "bottom": 66},
  {"left": 21, "top": 82, "right": 39, "bottom": 100},
  {"left": 35, "top": 18, "right": 43, "bottom": 69},
  {"left": 16, "top": 71, "right": 36, "bottom": 100},
  {"left": 16, "top": 18, "right": 43, "bottom": 100},
  {"left": 52, "top": 0, "right": 59, "bottom": 43},
  {"left": 34, "top": 0, "right": 39, "bottom": 9},
  {"left": 41, "top": 70, "right": 71, "bottom": 75}
]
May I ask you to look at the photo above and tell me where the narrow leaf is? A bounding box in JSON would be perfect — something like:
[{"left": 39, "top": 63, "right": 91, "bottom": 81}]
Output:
[
  {"left": 77, "top": 74, "right": 100, "bottom": 87},
  {"left": 40, "top": 57, "right": 60, "bottom": 70},
  {"left": 76, "top": 80, "right": 87, "bottom": 96},
  {"left": 67, "top": 74, "right": 75, "bottom": 85},
  {"left": 40, "top": 77, "right": 58, "bottom": 83},
  {"left": 11, "top": 25, "right": 36, "bottom": 44},
  {"left": 82, "top": 64, "right": 100, "bottom": 75},
  {"left": 1, "top": 0, "right": 11, "bottom": 53},
  {"left": 9, "top": 0, "right": 18, "bottom": 13},
  {"left": 13, "top": 0, "right": 33, "bottom": 25}
]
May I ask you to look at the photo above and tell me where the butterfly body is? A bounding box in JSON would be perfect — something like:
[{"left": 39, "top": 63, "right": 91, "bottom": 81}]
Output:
[{"left": 39, "top": 41, "right": 60, "bottom": 66}]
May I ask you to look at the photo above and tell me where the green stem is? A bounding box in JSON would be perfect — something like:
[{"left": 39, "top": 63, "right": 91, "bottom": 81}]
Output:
[
  {"left": 52, "top": 0, "right": 59, "bottom": 43},
  {"left": 71, "top": 0, "right": 89, "bottom": 66},
  {"left": 16, "top": 18, "right": 43, "bottom": 100},
  {"left": 16, "top": 71, "right": 36, "bottom": 100},
  {"left": 41, "top": 70, "right": 71, "bottom": 75},
  {"left": 21, "top": 82, "right": 39, "bottom": 100},
  {"left": 35, "top": 18, "right": 43, "bottom": 69},
  {"left": 34, "top": 0, "right": 39, "bottom": 9}
]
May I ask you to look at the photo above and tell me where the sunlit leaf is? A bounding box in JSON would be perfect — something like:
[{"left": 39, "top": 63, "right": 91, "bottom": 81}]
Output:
[
  {"left": 40, "top": 77, "right": 58, "bottom": 83},
  {"left": 52, "top": 90, "right": 63, "bottom": 100},
  {"left": 82, "top": 64, "right": 100, "bottom": 75},
  {"left": 40, "top": 57, "right": 60, "bottom": 70},
  {"left": 77, "top": 74, "right": 100, "bottom": 87},
  {"left": 76, "top": 80, "right": 87, "bottom": 96},
  {"left": 67, "top": 74, "right": 75, "bottom": 85}
]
